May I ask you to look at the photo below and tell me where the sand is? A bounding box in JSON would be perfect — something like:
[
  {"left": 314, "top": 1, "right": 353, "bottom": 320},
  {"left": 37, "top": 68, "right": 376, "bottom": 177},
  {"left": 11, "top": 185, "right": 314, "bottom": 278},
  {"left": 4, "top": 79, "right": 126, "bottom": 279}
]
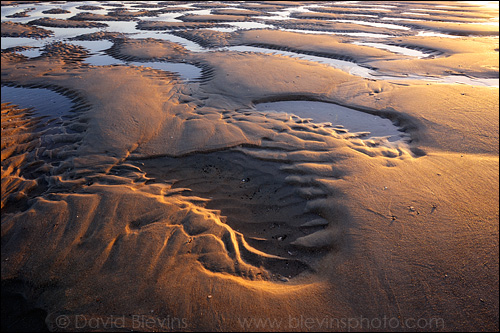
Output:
[
  {"left": 27, "top": 17, "right": 108, "bottom": 28},
  {"left": 178, "top": 14, "right": 253, "bottom": 23},
  {"left": 137, "top": 21, "right": 221, "bottom": 30},
  {"left": 1, "top": 1, "right": 499, "bottom": 332},
  {"left": 68, "top": 12, "right": 136, "bottom": 22},
  {"left": 1, "top": 21, "right": 53, "bottom": 38},
  {"left": 266, "top": 19, "right": 409, "bottom": 36}
]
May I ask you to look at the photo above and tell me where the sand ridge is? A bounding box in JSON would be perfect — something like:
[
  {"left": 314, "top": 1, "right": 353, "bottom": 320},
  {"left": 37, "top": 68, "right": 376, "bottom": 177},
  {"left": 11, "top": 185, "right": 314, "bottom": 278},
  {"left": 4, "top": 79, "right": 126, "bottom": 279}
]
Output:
[
  {"left": 1, "top": 20, "right": 53, "bottom": 38},
  {"left": 27, "top": 17, "right": 108, "bottom": 28}
]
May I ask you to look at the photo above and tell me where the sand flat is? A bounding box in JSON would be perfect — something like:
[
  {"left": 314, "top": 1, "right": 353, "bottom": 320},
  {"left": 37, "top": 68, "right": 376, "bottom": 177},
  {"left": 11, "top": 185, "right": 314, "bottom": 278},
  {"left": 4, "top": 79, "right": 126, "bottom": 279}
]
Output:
[{"left": 1, "top": 1, "right": 498, "bottom": 332}]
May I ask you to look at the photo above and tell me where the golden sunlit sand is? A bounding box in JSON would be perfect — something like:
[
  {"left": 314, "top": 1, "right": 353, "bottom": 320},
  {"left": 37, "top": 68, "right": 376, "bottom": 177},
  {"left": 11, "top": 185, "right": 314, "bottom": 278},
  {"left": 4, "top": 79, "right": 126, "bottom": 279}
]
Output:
[{"left": 1, "top": 1, "right": 498, "bottom": 332}]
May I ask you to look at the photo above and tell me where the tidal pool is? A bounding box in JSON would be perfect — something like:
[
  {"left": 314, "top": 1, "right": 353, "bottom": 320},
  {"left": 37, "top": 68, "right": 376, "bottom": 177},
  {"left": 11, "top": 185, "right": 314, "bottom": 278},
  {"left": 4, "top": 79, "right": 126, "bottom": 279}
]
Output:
[
  {"left": 1, "top": 86, "right": 74, "bottom": 119},
  {"left": 255, "top": 100, "right": 407, "bottom": 142}
]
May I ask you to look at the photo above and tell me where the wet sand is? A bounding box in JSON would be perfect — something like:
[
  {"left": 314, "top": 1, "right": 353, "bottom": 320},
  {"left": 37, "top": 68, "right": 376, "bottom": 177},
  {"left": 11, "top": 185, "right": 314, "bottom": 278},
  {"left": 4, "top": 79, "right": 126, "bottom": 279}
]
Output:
[{"left": 1, "top": 1, "right": 499, "bottom": 332}]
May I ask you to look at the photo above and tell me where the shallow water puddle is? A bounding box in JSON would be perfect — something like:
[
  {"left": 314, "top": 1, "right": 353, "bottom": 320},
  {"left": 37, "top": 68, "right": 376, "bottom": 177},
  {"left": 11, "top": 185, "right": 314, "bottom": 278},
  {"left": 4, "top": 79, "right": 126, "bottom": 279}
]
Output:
[
  {"left": 130, "top": 31, "right": 208, "bottom": 52},
  {"left": 226, "top": 21, "right": 277, "bottom": 30},
  {"left": 68, "top": 39, "right": 202, "bottom": 80},
  {"left": 68, "top": 39, "right": 114, "bottom": 52},
  {"left": 254, "top": 5, "right": 312, "bottom": 21},
  {"left": 342, "top": 13, "right": 379, "bottom": 18},
  {"left": 371, "top": 73, "right": 500, "bottom": 87},
  {"left": 1, "top": 1, "right": 96, "bottom": 21},
  {"left": 139, "top": 13, "right": 184, "bottom": 22},
  {"left": 1, "top": 28, "right": 101, "bottom": 51},
  {"left": 2, "top": 1, "right": 498, "bottom": 89},
  {"left": 227, "top": 45, "right": 498, "bottom": 87},
  {"left": 98, "top": 21, "right": 138, "bottom": 33},
  {"left": 1, "top": 86, "right": 74, "bottom": 119},
  {"left": 416, "top": 31, "right": 463, "bottom": 38},
  {"left": 350, "top": 4, "right": 397, "bottom": 9},
  {"left": 381, "top": 17, "right": 433, "bottom": 23},
  {"left": 224, "top": 45, "right": 374, "bottom": 77},
  {"left": 335, "top": 19, "right": 411, "bottom": 31},
  {"left": 399, "top": 12, "right": 431, "bottom": 16},
  {"left": 46, "top": 26, "right": 103, "bottom": 39},
  {"left": 255, "top": 101, "right": 407, "bottom": 142},
  {"left": 279, "top": 29, "right": 393, "bottom": 38},
  {"left": 182, "top": 9, "right": 212, "bottom": 16},
  {"left": 208, "top": 27, "right": 240, "bottom": 33},
  {"left": 1, "top": 37, "right": 49, "bottom": 49},
  {"left": 67, "top": 39, "right": 124, "bottom": 65},
  {"left": 423, "top": 76, "right": 499, "bottom": 87},
  {"left": 16, "top": 47, "right": 42, "bottom": 58},
  {"left": 353, "top": 42, "right": 428, "bottom": 58}
]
